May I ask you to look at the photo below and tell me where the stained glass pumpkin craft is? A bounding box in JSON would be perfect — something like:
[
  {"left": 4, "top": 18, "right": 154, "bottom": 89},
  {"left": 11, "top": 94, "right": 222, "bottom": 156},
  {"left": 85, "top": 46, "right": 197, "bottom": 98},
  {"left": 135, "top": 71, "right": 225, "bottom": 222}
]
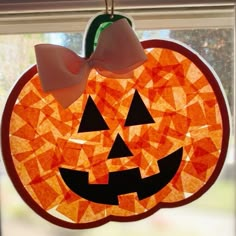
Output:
[{"left": 1, "top": 36, "right": 230, "bottom": 227}]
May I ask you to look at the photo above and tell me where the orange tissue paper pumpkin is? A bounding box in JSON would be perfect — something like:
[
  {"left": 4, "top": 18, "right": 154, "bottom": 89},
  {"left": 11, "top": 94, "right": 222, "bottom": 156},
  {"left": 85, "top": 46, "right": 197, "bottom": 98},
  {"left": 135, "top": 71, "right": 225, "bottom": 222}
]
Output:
[{"left": 1, "top": 38, "right": 230, "bottom": 228}]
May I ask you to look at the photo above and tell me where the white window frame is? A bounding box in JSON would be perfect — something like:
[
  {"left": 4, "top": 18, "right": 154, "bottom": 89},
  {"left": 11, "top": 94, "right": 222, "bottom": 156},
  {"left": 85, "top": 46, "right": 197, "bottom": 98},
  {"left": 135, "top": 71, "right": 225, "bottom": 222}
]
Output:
[
  {"left": 0, "top": 4, "right": 236, "bottom": 34},
  {"left": 0, "top": 0, "right": 235, "bottom": 13}
]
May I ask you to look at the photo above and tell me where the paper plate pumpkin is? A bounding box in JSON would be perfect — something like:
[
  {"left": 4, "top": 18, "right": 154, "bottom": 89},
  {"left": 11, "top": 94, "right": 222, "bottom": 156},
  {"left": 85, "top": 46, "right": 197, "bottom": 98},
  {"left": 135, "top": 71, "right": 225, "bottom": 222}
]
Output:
[{"left": 1, "top": 39, "right": 230, "bottom": 229}]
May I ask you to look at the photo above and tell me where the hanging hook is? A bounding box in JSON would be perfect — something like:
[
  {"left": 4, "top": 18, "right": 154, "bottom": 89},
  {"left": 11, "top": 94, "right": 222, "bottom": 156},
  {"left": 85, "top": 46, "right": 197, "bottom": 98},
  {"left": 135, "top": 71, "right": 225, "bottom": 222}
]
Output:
[
  {"left": 110, "top": 0, "right": 114, "bottom": 18},
  {"left": 104, "top": 0, "right": 108, "bottom": 14},
  {"left": 104, "top": 0, "right": 114, "bottom": 18}
]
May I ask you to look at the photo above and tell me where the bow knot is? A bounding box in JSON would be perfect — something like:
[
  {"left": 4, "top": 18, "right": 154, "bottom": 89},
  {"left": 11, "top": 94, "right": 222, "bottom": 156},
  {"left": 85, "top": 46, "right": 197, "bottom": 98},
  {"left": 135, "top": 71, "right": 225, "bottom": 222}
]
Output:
[{"left": 35, "top": 19, "right": 147, "bottom": 108}]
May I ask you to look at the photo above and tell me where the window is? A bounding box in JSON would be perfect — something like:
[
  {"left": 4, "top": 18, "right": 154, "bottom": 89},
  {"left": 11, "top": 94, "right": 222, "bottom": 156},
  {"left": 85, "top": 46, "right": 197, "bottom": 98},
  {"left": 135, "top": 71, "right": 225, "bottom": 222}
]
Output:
[{"left": 0, "top": 4, "right": 235, "bottom": 236}]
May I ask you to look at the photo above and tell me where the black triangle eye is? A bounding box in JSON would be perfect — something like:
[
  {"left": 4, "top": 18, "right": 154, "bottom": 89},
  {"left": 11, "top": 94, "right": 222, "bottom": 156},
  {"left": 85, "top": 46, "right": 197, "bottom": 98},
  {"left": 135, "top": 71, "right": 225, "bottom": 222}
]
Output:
[
  {"left": 125, "top": 90, "right": 155, "bottom": 127},
  {"left": 78, "top": 96, "right": 109, "bottom": 133}
]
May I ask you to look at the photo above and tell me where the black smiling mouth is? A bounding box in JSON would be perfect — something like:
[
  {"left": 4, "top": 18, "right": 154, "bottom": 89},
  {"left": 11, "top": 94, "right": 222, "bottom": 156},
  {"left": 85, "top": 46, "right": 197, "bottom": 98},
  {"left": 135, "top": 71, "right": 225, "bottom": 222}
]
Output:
[{"left": 59, "top": 147, "right": 183, "bottom": 205}]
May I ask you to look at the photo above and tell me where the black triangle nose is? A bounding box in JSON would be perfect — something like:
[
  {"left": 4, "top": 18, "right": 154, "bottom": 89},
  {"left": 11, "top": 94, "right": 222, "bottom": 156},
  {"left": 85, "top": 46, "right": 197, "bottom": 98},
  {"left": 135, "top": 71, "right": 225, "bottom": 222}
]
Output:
[{"left": 108, "top": 134, "right": 133, "bottom": 159}]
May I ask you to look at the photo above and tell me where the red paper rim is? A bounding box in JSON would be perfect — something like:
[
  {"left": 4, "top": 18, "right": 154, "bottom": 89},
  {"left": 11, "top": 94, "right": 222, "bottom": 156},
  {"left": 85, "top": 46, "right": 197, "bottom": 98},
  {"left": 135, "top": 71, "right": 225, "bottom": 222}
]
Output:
[{"left": 1, "top": 39, "right": 230, "bottom": 229}]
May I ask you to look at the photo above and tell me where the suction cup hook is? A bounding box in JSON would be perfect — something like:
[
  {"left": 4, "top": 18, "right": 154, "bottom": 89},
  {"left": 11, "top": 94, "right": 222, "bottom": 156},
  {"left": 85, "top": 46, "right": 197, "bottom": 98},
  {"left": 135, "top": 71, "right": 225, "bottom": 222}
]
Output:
[{"left": 84, "top": 0, "right": 133, "bottom": 58}]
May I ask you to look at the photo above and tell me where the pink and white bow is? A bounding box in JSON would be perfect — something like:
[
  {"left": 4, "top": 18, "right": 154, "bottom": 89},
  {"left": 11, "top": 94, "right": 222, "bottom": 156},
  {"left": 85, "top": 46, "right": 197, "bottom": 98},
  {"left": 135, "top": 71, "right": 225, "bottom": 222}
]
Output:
[{"left": 35, "top": 19, "right": 147, "bottom": 108}]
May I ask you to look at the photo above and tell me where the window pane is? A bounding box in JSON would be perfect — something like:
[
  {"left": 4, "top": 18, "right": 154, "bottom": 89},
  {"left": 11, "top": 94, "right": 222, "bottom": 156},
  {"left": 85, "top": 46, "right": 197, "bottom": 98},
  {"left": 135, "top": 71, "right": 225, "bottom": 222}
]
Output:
[{"left": 0, "top": 25, "right": 235, "bottom": 236}]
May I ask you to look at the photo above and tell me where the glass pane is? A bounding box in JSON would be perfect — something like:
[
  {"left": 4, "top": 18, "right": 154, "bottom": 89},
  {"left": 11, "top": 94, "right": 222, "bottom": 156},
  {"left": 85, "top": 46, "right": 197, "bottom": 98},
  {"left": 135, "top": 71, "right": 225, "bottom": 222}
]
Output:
[{"left": 0, "top": 24, "right": 235, "bottom": 236}]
